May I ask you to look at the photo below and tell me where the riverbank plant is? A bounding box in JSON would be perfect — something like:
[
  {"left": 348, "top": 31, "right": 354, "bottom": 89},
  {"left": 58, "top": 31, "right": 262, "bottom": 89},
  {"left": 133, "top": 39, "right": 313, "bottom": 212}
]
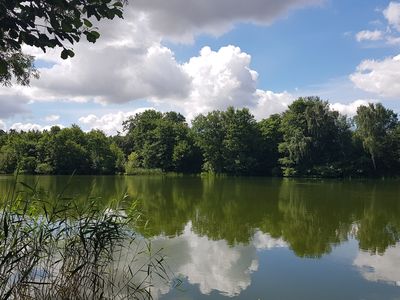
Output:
[{"left": 0, "top": 174, "right": 171, "bottom": 299}]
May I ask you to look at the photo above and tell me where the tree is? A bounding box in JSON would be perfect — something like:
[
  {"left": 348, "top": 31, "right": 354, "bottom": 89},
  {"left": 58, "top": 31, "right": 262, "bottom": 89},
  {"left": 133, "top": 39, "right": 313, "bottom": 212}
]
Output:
[
  {"left": 221, "top": 107, "right": 261, "bottom": 174},
  {"left": 192, "top": 107, "right": 261, "bottom": 175},
  {"left": 42, "top": 125, "right": 90, "bottom": 174},
  {"left": 0, "top": 0, "right": 125, "bottom": 85},
  {"left": 354, "top": 103, "right": 398, "bottom": 172},
  {"left": 258, "top": 114, "right": 283, "bottom": 175},
  {"left": 279, "top": 97, "right": 352, "bottom": 176},
  {"left": 86, "top": 130, "right": 118, "bottom": 174},
  {"left": 192, "top": 111, "right": 224, "bottom": 173},
  {"left": 123, "top": 110, "right": 201, "bottom": 173}
]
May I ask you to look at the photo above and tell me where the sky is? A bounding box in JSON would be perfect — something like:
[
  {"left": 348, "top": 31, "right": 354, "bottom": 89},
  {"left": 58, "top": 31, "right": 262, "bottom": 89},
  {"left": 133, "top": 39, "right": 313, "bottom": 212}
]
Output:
[{"left": 1, "top": 0, "right": 400, "bottom": 134}]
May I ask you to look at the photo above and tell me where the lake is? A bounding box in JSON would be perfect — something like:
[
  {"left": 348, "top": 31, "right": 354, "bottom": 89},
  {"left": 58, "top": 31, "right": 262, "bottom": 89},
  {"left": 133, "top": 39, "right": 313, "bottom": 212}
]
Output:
[{"left": 1, "top": 175, "right": 400, "bottom": 300}]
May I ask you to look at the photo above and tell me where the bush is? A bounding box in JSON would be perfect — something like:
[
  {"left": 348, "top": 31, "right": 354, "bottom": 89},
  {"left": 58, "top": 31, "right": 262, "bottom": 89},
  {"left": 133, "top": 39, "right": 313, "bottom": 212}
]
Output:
[{"left": 35, "top": 163, "right": 54, "bottom": 174}]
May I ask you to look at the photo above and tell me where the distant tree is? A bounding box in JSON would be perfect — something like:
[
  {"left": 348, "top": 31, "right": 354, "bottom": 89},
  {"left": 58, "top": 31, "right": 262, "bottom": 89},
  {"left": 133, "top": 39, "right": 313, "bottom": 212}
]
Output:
[
  {"left": 41, "top": 125, "right": 90, "bottom": 174},
  {"left": 192, "top": 107, "right": 261, "bottom": 175},
  {"left": 279, "top": 97, "right": 352, "bottom": 176},
  {"left": 0, "top": 0, "right": 125, "bottom": 85},
  {"left": 221, "top": 107, "right": 261, "bottom": 174},
  {"left": 0, "top": 144, "right": 17, "bottom": 173},
  {"left": 354, "top": 103, "right": 398, "bottom": 172},
  {"left": 123, "top": 110, "right": 201, "bottom": 173},
  {"left": 86, "top": 130, "right": 117, "bottom": 174},
  {"left": 192, "top": 111, "right": 225, "bottom": 173},
  {"left": 258, "top": 114, "right": 283, "bottom": 175}
]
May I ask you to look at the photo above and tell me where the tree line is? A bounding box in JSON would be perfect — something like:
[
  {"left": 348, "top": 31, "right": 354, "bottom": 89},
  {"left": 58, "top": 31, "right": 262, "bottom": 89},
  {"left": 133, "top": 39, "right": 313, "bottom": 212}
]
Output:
[{"left": 1, "top": 97, "right": 399, "bottom": 177}]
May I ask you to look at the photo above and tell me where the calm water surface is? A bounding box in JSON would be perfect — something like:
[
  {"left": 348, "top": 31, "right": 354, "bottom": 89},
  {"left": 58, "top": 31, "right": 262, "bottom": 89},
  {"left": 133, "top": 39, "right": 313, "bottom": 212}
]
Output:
[{"left": 1, "top": 175, "right": 400, "bottom": 300}]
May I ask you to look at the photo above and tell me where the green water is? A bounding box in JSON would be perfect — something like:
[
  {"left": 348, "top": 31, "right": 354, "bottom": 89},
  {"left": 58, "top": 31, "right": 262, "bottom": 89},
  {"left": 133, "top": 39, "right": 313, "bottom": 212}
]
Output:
[{"left": 1, "top": 175, "right": 400, "bottom": 299}]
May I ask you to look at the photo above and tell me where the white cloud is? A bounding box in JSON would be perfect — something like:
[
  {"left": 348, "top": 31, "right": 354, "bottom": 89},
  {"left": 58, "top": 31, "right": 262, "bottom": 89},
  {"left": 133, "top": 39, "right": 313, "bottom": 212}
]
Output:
[
  {"left": 0, "top": 1, "right": 318, "bottom": 128},
  {"left": 354, "top": 243, "right": 400, "bottom": 287},
  {"left": 78, "top": 108, "right": 154, "bottom": 135},
  {"left": 178, "top": 45, "right": 292, "bottom": 120},
  {"left": 0, "top": 120, "right": 6, "bottom": 131},
  {"left": 0, "top": 0, "right": 316, "bottom": 116},
  {"left": 350, "top": 54, "right": 400, "bottom": 98},
  {"left": 45, "top": 114, "right": 60, "bottom": 122},
  {"left": 386, "top": 35, "right": 400, "bottom": 45},
  {"left": 0, "top": 1, "right": 315, "bottom": 107},
  {"left": 180, "top": 46, "right": 258, "bottom": 118},
  {"left": 9, "top": 123, "right": 63, "bottom": 132},
  {"left": 384, "top": 2, "right": 400, "bottom": 32},
  {"left": 355, "top": 30, "right": 384, "bottom": 42},
  {"left": 253, "top": 90, "right": 294, "bottom": 119},
  {"left": 0, "top": 10, "right": 191, "bottom": 106},
  {"left": 330, "top": 100, "right": 374, "bottom": 116},
  {"left": 75, "top": 45, "right": 292, "bottom": 132},
  {"left": 354, "top": 2, "right": 400, "bottom": 46},
  {"left": 30, "top": 43, "right": 191, "bottom": 104},
  {"left": 132, "top": 0, "right": 322, "bottom": 42}
]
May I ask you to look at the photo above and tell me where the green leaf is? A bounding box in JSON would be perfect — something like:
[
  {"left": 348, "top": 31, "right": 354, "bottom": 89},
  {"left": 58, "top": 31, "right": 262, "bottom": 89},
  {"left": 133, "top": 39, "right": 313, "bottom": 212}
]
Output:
[
  {"left": 61, "top": 49, "right": 69, "bottom": 59},
  {"left": 0, "top": 60, "right": 8, "bottom": 75},
  {"left": 61, "top": 19, "right": 73, "bottom": 32},
  {"left": 67, "top": 49, "right": 75, "bottom": 58},
  {"left": 86, "top": 31, "right": 100, "bottom": 43},
  {"left": 83, "top": 18, "right": 93, "bottom": 27}
]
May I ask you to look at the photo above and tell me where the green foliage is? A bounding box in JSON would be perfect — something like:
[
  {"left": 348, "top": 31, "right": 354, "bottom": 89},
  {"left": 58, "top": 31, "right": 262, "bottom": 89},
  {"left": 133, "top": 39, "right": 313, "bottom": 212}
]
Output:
[
  {"left": 0, "top": 125, "right": 123, "bottom": 175},
  {"left": 0, "top": 0, "right": 125, "bottom": 85},
  {"left": 122, "top": 110, "right": 202, "bottom": 173},
  {"left": 0, "top": 144, "right": 17, "bottom": 174},
  {"left": 192, "top": 107, "right": 261, "bottom": 175},
  {"left": 278, "top": 97, "right": 353, "bottom": 176},
  {"left": 35, "top": 162, "right": 53, "bottom": 174},
  {"left": 258, "top": 114, "right": 283, "bottom": 175},
  {"left": 0, "top": 100, "right": 399, "bottom": 177},
  {"left": 125, "top": 152, "right": 141, "bottom": 174},
  {"left": 354, "top": 103, "right": 399, "bottom": 173}
]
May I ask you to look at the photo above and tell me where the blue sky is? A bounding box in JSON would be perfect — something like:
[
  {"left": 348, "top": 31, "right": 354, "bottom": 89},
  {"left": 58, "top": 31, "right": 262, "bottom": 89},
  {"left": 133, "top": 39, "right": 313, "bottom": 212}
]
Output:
[{"left": 1, "top": 0, "right": 400, "bottom": 134}]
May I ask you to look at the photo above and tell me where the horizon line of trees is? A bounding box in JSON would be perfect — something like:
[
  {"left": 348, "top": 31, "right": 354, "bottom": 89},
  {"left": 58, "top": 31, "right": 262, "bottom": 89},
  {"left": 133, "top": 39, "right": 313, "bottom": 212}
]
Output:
[{"left": 1, "top": 96, "right": 399, "bottom": 177}]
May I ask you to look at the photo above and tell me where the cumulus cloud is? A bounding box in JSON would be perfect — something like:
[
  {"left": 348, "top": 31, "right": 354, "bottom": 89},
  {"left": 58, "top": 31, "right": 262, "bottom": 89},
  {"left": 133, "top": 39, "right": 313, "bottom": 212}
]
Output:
[
  {"left": 253, "top": 90, "right": 294, "bottom": 119},
  {"left": 350, "top": 55, "right": 400, "bottom": 98},
  {"left": 177, "top": 45, "right": 292, "bottom": 120},
  {"left": 9, "top": 123, "right": 63, "bottom": 132},
  {"left": 0, "top": 10, "right": 191, "bottom": 106},
  {"left": 330, "top": 100, "right": 374, "bottom": 116},
  {"left": 0, "top": 1, "right": 314, "bottom": 127},
  {"left": 132, "top": 0, "right": 322, "bottom": 42},
  {"left": 384, "top": 2, "right": 400, "bottom": 32},
  {"left": 78, "top": 108, "right": 153, "bottom": 135},
  {"left": 1, "top": 0, "right": 314, "bottom": 107},
  {"left": 180, "top": 46, "right": 258, "bottom": 118},
  {"left": 354, "top": 243, "right": 400, "bottom": 287},
  {"left": 355, "top": 30, "right": 384, "bottom": 42},
  {"left": 75, "top": 45, "right": 293, "bottom": 134}
]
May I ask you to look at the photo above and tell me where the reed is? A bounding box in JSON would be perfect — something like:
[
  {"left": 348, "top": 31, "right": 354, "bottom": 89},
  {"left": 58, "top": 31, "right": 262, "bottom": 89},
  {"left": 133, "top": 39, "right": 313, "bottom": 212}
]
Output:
[{"left": 0, "top": 174, "right": 173, "bottom": 300}]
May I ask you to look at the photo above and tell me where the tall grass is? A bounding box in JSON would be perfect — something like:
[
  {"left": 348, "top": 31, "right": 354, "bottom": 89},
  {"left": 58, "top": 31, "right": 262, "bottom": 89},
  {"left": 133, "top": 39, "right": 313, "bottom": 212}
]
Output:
[{"left": 0, "top": 174, "right": 173, "bottom": 299}]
